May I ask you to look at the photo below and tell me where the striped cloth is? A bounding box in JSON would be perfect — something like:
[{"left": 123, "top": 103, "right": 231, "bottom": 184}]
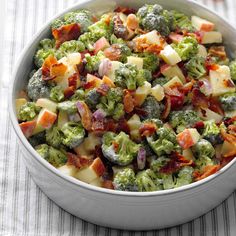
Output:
[{"left": 0, "top": 0, "right": 236, "bottom": 235}]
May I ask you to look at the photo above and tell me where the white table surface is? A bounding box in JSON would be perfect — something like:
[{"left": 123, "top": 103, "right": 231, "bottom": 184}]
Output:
[{"left": 1, "top": 0, "right": 236, "bottom": 235}]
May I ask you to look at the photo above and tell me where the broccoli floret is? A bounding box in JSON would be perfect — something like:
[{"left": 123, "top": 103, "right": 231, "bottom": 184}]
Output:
[
  {"left": 96, "top": 87, "right": 124, "bottom": 120},
  {"left": 136, "top": 69, "right": 152, "bottom": 84},
  {"left": 27, "top": 69, "right": 52, "bottom": 101},
  {"left": 18, "top": 102, "right": 40, "bottom": 121},
  {"left": 35, "top": 144, "right": 67, "bottom": 168},
  {"left": 61, "top": 122, "right": 85, "bottom": 148},
  {"left": 185, "top": 55, "right": 206, "bottom": 79},
  {"left": 229, "top": 60, "right": 236, "bottom": 81},
  {"left": 162, "top": 174, "right": 175, "bottom": 189},
  {"left": 147, "top": 127, "right": 180, "bottom": 157},
  {"left": 84, "top": 88, "right": 101, "bottom": 109},
  {"left": 50, "top": 85, "right": 65, "bottom": 102},
  {"left": 34, "top": 39, "right": 55, "bottom": 68},
  {"left": 152, "top": 77, "right": 169, "bottom": 87},
  {"left": 51, "top": 19, "right": 64, "bottom": 29},
  {"left": 118, "top": 44, "right": 132, "bottom": 62},
  {"left": 28, "top": 131, "right": 46, "bottom": 147},
  {"left": 175, "top": 166, "right": 194, "bottom": 188},
  {"left": 85, "top": 51, "right": 105, "bottom": 72},
  {"left": 79, "top": 14, "right": 113, "bottom": 51},
  {"left": 113, "top": 168, "right": 138, "bottom": 191},
  {"left": 56, "top": 40, "right": 85, "bottom": 59},
  {"left": 46, "top": 126, "right": 64, "bottom": 148},
  {"left": 114, "top": 63, "right": 139, "bottom": 90},
  {"left": 70, "top": 89, "right": 85, "bottom": 101},
  {"left": 195, "top": 155, "right": 215, "bottom": 171},
  {"left": 169, "top": 110, "right": 201, "bottom": 133},
  {"left": 137, "top": 4, "right": 173, "bottom": 36},
  {"left": 102, "top": 131, "right": 140, "bottom": 166},
  {"left": 150, "top": 156, "right": 170, "bottom": 172},
  {"left": 57, "top": 101, "right": 77, "bottom": 114},
  {"left": 172, "top": 36, "right": 198, "bottom": 61},
  {"left": 219, "top": 92, "right": 236, "bottom": 111},
  {"left": 139, "top": 53, "right": 159, "bottom": 73},
  {"left": 136, "top": 169, "right": 162, "bottom": 192},
  {"left": 202, "top": 120, "right": 223, "bottom": 145},
  {"left": 171, "top": 10, "right": 194, "bottom": 31},
  {"left": 192, "top": 139, "right": 215, "bottom": 161},
  {"left": 140, "top": 96, "right": 164, "bottom": 120}
]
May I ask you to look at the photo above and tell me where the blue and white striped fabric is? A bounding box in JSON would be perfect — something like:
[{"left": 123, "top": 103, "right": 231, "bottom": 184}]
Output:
[{"left": 0, "top": 0, "right": 236, "bottom": 235}]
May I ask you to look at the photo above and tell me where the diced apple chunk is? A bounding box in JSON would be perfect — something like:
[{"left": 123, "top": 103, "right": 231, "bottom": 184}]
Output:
[
  {"left": 160, "top": 45, "right": 181, "bottom": 65},
  {"left": 138, "top": 30, "right": 162, "bottom": 44},
  {"left": 15, "top": 98, "right": 27, "bottom": 119},
  {"left": 182, "top": 149, "right": 195, "bottom": 160},
  {"left": 177, "top": 128, "right": 200, "bottom": 149},
  {"left": 161, "top": 64, "right": 185, "bottom": 83},
  {"left": 127, "top": 56, "right": 143, "bottom": 69},
  {"left": 86, "top": 74, "right": 103, "bottom": 89},
  {"left": 36, "top": 98, "right": 57, "bottom": 113},
  {"left": 67, "top": 52, "right": 81, "bottom": 65},
  {"left": 151, "top": 84, "right": 165, "bottom": 101},
  {"left": 94, "top": 37, "right": 110, "bottom": 54},
  {"left": 90, "top": 177, "right": 102, "bottom": 187},
  {"left": 197, "top": 45, "right": 208, "bottom": 58},
  {"left": 19, "top": 120, "right": 36, "bottom": 138},
  {"left": 191, "top": 16, "right": 215, "bottom": 31},
  {"left": 58, "top": 164, "right": 78, "bottom": 177},
  {"left": 106, "top": 61, "right": 123, "bottom": 81},
  {"left": 127, "top": 114, "right": 142, "bottom": 141},
  {"left": 37, "top": 108, "right": 57, "bottom": 129},
  {"left": 163, "top": 76, "right": 183, "bottom": 90},
  {"left": 198, "top": 108, "right": 223, "bottom": 123},
  {"left": 134, "top": 81, "right": 152, "bottom": 106},
  {"left": 57, "top": 110, "right": 68, "bottom": 129},
  {"left": 221, "top": 141, "right": 236, "bottom": 157},
  {"left": 90, "top": 157, "right": 106, "bottom": 177},
  {"left": 202, "top": 31, "right": 222, "bottom": 44},
  {"left": 209, "top": 65, "right": 235, "bottom": 96}
]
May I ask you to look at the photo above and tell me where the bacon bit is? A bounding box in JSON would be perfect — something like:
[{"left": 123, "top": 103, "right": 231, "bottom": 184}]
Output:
[
  {"left": 123, "top": 90, "right": 135, "bottom": 113},
  {"left": 50, "top": 63, "right": 67, "bottom": 77},
  {"left": 64, "top": 86, "right": 75, "bottom": 99},
  {"left": 112, "top": 141, "right": 119, "bottom": 152},
  {"left": 220, "top": 128, "right": 236, "bottom": 144},
  {"left": 92, "top": 119, "right": 105, "bottom": 132},
  {"left": 165, "top": 87, "right": 184, "bottom": 110},
  {"left": 179, "top": 80, "right": 195, "bottom": 95},
  {"left": 67, "top": 152, "right": 82, "bottom": 169},
  {"left": 192, "top": 88, "right": 209, "bottom": 108},
  {"left": 68, "top": 73, "right": 80, "bottom": 88},
  {"left": 195, "top": 165, "right": 220, "bottom": 181},
  {"left": 76, "top": 101, "right": 93, "bottom": 130},
  {"left": 116, "top": 118, "right": 130, "bottom": 134},
  {"left": 224, "top": 116, "right": 236, "bottom": 126},
  {"left": 161, "top": 96, "right": 171, "bottom": 119},
  {"left": 83, "top": 79, "right": 97, "bottom": 90},
  {"left": 102, "top": 180, "right": 114, "bottom": 189},
  {"left": 220, "top": 155, "right": 235, "bottom": 168},
  {"left": 208, "top": 46, "right": 227, "bottom": 60},
  {"left": 205, "top": 56, "right": 219, "bottom": 72},
  {"left": 193, "top": 121, "right": 205, "bottom": 130},
  {"left": 126, "top": 14, "right": 139, "bottom": 30},
  {"left": 224, "top": 79, "right": 235, "bottom": 88},
  {"left": 105, "top": 118, "right": 118, "bottom": 132},
  {"left": 209, "top": 97, "right": 224, "bottom": 116},
  {"left": 52, "top": 23, "right": 81, "bottom": 48},
  {"left": 42, "top": 55, "right": 58, "bottom": 80},
  {"left": 139, "top": 123, "right": 157, "bottom": 137},
  {"left": 114, "top": 6, "right": 136, "bottom": 14},
  {"left": 228, "top": 125, "right": 236, "bottom": 136}
]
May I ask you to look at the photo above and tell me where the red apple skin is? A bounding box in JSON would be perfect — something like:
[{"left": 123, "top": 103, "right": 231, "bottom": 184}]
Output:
[
  {"left": 19, "top": 120, "right": 36, "bottom": 138},
  {"left": 177, "top": 130, "right": 195, "bottom": 150},
  {"left": 90, "top": 157, "right": 106, "bottom": 177}
]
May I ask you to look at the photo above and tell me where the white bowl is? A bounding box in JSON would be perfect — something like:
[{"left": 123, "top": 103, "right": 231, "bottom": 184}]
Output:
[{"left": 9, "top": 0, "right": 236, "bottom": 230}]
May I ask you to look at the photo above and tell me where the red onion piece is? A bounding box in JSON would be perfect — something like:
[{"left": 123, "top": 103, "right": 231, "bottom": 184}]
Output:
[
  {"left": 93, "top": 109, "right": 107, "bottom": 120},
  {"left": 98, "top": 58, "right": 112, "bottom": 77},
  {"left": 137, "top": 147, "right": 146, "bottom": 170}
]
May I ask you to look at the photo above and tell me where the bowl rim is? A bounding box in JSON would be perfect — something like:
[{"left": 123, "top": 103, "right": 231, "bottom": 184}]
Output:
[{"left": 9, "top": 0, "right": 236, "bottom": 197}]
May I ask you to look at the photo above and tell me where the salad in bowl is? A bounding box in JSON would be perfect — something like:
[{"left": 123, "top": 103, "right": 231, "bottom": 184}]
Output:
[{"left": 16, "top": 3, "right": 236, "bottom": 192}]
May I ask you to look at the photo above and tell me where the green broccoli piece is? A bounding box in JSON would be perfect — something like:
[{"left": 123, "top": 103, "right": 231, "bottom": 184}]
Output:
[
  {"left": 117, "top": 44, "right": 132, "bottom": 63},
  {"left": 202, "top": 120, "right": 223, "bottom": 145},
  {"left": 46, "top": 126, "right": 64, "bottom": 148},
  {"left": 96, "top": 87, "right": 124, "bottom": 120},
  {"left": 185, "top": 55, "right": 206, "bottom": 79},
  {"left": 147, "top": 127, "right": 180, "bottom": 157},
  {"left": 169, "top": 110, "right": 201, "bottom": 133},
  {"left": 102, "top": 131, "right": 140, "bottom": 166},
  {"left": 56, "top": 40, "right": 85, "bottom": 59},
  {"left": 57, "top": 101, "right": 77, "bottom": 114},
  {"left": 110, "top": 34, "right": 125, "bottom": 44},
  {"left": 219, "top": 92, "right": 236, "bottom": 112},
  {"left": 35, "top": 144, "right": 67, "bottom": 168},
  {"left": 136, "top": 69, "right": 152, "bottom": 85},
  {"left": 140, "top": 96, "right": 164, "bottom": 120},
  {"left": 138, "top": 53, "right": 159, "bottom": 73},
  {"left": 18, "top": 102, "right": 40, "bottom": 121},
  {"left": 172, "top": 36, "right": 198, "bottom": 61},
  {"left": 192, "top": 139, "right": 215, "bottom": 161},
  {"left": 61, "top": 122, "right": 85, "bottom": 148},
  {"left": 150, "top": 156, "right": 170, "bottom": 172},
  {"left": 162, "top": 174, "right": 175, "bottom": 190},
  {"left": 137, "top": 4, "right": 173, "bottom": 36},
  {"left": 113, "top": 168, "right": 138, "bottom": 191},
  {"left": 70, "top": 89, "right": 85, "bottom": 101},
  {"left": 171, "top": 10, "right": 194, "bottom": 31},
  {"left": 136, "top": 169, "right": 163, "bottom": 192},
  {"left": 84, "top": 88, "right": 101, "bottom": 109},
  {"left": 152, "top": 77, "right": 169, "bottom": 87},
  {"left": 51, "top": 19, "right": 64, "bottom": 29},
  {"left": 27, "top": 69, "right": 52, "bottom": 101},
  {"left": 229, "top": 59, "right": 236, "bottom": 80},
  {"left": 175, "top": 166, "right": 194, "bottom": 188},
  {"left": 50, "top": 85, "right": 65, "bottom": 102},
  {"left": 195, "top": 155, "right": 215, "bottom": 171},
  {"left": 85, "top": 51, "right": 105, "bottom": 72},
  {"left": 79, "top": 14, "right": 113, "bottom": 51},
  {"left": 28, "top": 131, "right": 46, "bottom": 147},
  {"left": 34, "top": 39, "right": 56, "bottom": 68}
]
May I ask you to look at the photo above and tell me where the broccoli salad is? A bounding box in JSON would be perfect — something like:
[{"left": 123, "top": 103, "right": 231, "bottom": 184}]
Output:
[{"left": 16, "top": 4, "right": 236, "bottom": 192}]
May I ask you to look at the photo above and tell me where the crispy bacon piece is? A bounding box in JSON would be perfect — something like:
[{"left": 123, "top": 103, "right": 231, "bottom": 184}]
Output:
[
  {"left": 194, "top": 165, "right": 220, "bottom": 181},
  {"left": 205, "top": 56, "right": 219, "bottom": 72},
  {"left": 116, "top": 118, "right": 130, "bottom": 134},
  {"left": 208, "top": 46, "right": 227, "bottom": 60},
  {"left": 83, "top": 80, "right": 97, "bottom": 90},
  {"left": 192, "top": 88, "right": 209, "bottom": 108},
  {"left": 123, "top": 90, "right": 135, "bottom": 113},
  {"left": 68, "top": 73, "right": 80, "bottom": 88},
  {"left": 92, "top": 119, "right": 106, "bottom": 132},
  {"left": 52, "top": 23, "right": 81, "bottom": 48},
  {"left": 220, "top": 155, "right": 235, "bottom": 168},
  {"left": 64, "top": 86, "right": 75, "bottom": 99},
  {"left": 161, "top": 96, "right": 171, "bottom": 119},
  {"left": 209, "top": 97, "right": 224, "bottom": 116},
  {"left": 76, "top": 101, "right": 93, "bottom": 130},
  {"left": 102, "top": 180, "right": 114, "bottom": 189},
  {"left": 139, "top": 123, "right": 157, "bottom": 137},
  {"left": 67, "top": 152, "right": 92, "bottom": 169},
  {"left": 114, "top": 6, "right": 136, "bottom": 14}
]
